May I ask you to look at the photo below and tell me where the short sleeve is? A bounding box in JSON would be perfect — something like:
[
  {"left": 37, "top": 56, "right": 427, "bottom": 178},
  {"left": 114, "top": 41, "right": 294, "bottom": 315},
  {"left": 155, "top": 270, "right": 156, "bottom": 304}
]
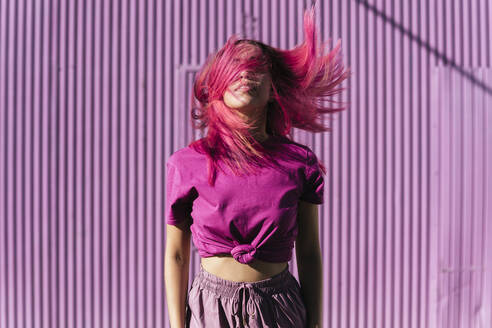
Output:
[
  {"left": 299, "top": 149, "right": 324, "bottom": 204},
  {"left": 165, "top": 160, "right": 197, "bottom": 226}
]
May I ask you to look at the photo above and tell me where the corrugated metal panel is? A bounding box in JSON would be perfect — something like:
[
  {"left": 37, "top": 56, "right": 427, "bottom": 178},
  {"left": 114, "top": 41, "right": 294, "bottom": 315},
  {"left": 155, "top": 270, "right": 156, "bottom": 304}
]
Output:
[
  {"left": 0, "top": 0, "right": 491, "bottom": 327},
  {"left": 431, "top": 67, "right": 492, "bottom": 328}
]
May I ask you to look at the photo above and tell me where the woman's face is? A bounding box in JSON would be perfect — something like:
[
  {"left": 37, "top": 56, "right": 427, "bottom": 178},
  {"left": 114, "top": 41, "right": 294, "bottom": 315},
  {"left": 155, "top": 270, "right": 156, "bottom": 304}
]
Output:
[{"left": 223, "top": 45, "right": 273, "bottom": 113}]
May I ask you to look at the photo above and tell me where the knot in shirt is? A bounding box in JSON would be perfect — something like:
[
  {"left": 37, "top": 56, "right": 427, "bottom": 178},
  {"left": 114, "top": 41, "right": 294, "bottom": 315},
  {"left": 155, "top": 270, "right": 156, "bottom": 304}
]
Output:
[{"left": 231, "top": 244, "right": 257, "bottom": 264}]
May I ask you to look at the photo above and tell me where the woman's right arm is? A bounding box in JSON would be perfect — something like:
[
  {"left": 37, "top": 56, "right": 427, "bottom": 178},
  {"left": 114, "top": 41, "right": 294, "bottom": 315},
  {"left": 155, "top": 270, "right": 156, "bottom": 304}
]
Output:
[{"left": 165, "top": 221, "right": 192, "bottom": 328}]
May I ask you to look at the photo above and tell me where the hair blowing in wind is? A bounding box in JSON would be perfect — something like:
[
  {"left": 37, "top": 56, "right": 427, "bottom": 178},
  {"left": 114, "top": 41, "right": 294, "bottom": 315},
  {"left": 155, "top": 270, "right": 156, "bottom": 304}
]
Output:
[{"left": 188, "top": 4, "right": 352, "bottom": 186}]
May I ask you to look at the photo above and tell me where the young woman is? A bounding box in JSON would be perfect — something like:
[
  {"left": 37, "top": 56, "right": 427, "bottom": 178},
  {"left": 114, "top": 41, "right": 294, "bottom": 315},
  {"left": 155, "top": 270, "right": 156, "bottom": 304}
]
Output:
[{"left": 164, "top": 5, "right": 351, "bottom": 328}]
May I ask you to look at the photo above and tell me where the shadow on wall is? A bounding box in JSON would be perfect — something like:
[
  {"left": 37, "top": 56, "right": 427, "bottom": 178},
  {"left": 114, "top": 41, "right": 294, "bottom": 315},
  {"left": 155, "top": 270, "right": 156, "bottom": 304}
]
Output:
[{"left": 355, "top": 0, "right": 492, "bottom": 96}]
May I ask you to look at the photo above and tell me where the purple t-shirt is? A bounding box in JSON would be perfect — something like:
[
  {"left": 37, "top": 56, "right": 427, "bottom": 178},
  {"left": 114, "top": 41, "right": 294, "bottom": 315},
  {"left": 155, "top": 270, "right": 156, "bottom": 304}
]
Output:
[{"left": 165, "top": 135, "right": 324, "bottom": 264}]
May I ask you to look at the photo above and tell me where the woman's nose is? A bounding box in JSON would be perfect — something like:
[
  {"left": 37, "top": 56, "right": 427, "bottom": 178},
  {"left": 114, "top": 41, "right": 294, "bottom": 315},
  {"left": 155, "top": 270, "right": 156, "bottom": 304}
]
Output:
[{"left": 240, "top": 71, "right": 257, "bottom": 81}]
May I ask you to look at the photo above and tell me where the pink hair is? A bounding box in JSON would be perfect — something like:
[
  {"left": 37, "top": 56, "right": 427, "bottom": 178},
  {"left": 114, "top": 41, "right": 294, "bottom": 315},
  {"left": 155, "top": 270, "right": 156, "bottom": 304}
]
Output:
[{"left": 188, "top": 4, "right": 352, "bottom": 186}]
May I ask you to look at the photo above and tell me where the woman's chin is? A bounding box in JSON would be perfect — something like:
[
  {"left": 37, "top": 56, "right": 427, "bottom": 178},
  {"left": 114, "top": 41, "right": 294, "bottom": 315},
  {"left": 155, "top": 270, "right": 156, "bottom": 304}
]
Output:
[
  {"left": 224, "top": 91, "right": 268, "bottom": 111},
  {"left": 229, "top": 104, "right": 254, "bottom": 112},
  {"left": 225, "top": 95, "right": 253, "bottom": 108}
]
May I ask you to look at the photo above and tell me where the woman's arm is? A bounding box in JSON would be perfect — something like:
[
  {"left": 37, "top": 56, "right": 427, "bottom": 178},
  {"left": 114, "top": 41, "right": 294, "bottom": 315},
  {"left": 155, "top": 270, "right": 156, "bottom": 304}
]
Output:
[
  {"left": 296, "top": 200, "right": 323, "bottom": 328},
  {"left": 165, "top": 221, "right": 192, "bottom": 328}
]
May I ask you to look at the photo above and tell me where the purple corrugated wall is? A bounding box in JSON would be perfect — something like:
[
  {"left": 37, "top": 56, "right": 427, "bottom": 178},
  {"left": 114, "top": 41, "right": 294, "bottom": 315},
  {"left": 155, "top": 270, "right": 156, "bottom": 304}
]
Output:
[{"left": 0, "top": 0, "right": 491, "bottom": 327}]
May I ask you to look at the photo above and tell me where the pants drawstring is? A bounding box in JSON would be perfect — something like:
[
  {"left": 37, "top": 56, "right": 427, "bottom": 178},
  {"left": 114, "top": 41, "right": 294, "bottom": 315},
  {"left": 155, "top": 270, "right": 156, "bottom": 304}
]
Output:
[{"left": 231, "top": 283, "right": 257, "bottom": 327}]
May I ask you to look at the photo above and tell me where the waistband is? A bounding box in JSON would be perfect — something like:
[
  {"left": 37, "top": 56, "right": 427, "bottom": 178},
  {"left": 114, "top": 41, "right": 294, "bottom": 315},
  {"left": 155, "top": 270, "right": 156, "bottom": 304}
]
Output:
[{"left": 193, "top": 263, "right": 296, "bottom": 298}]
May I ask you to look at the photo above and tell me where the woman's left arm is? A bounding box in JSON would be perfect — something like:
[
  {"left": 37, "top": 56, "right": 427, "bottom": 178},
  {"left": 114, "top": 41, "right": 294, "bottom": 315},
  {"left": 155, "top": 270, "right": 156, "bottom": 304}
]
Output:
[{"left": 296, "top": 200, "right": 323, "bottom": 328}]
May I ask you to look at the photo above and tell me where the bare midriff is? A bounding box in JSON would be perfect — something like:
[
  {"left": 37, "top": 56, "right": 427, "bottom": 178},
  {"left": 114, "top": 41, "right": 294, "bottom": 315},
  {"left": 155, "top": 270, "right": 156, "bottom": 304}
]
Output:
[{"left": 200, "top": 255, "right": 289, "bottom": 282}]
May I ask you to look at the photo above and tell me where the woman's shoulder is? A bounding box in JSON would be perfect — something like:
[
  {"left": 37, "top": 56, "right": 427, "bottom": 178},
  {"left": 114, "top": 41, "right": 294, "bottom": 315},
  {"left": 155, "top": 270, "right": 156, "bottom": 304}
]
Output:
[
  {"left": 167, "top": 143, "right": 203, "bottom": 168},
  {"left": 273, "top": 135, "right": 313, "bottom": 158},
  {"left": 167, "top": 135, "right": 313, "bottom": 166}
]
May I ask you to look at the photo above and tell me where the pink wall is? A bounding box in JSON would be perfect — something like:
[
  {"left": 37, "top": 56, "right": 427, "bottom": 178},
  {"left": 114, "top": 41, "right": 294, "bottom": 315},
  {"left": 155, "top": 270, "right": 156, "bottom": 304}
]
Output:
[{"left": 0, "top": 0, "right": 491, "bottom": 327}]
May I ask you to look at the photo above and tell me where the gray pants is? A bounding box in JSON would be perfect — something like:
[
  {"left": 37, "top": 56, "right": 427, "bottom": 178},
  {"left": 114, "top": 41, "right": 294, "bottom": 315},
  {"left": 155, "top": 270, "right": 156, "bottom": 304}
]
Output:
[{"left": 185, "top": 263, "right": 307, "bottom": 327}]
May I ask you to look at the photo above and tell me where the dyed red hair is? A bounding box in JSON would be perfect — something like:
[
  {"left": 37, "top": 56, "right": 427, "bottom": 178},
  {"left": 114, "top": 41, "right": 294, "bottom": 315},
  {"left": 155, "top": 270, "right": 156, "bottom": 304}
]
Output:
[{"left": 188, "top": 4, "right": 352, "bottom": 186}]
